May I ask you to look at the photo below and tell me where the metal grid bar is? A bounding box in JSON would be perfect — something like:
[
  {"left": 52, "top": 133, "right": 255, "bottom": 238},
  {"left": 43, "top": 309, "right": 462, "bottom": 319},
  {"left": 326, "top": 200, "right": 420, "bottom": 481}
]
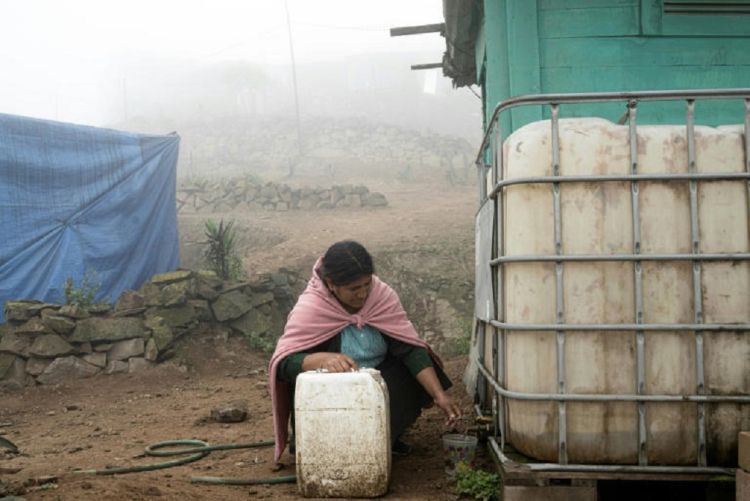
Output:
[
  {"left": 492, "top": 325, "right": 500, "bottom": 447},
  {"left": 488, "top": 438, "right": 736, "bottom": 476},
  {"left": 475, "top": 357, "right": 750, "bottom": 403},
  {"left": 489, "top": 173, "right": 750, "bottom": 199},
  {"left": 474, "top": 328, "right": 499, "bottom": 438},
  {"left": 495, "top": 276, "right": 506, "bottom": 449},
  {"left": 746, "top": 108, "right": 750, "bottom": 456},
  {"left": 496, "top": 324, "right": 506, "bottom": 448},
  {"left": 492, "top": 123, "right": 500, "bottom": 193},
  {"left": 492, "top": 117, "right": 505, "bottom": 448},
  {"left": 477, "top": 320, "right": 488, "bottom": 411},
  {"left": 495, "top": 121, "right": 504, "bottom": 191},
  {"left": 496, "top": 173, "right": 750, "bottom": 186},
  {"left": 628, "top": 101, "right": 648, "bottom": 466},
  {"left": 497, "top": 128, "right": 508, "bottom": 451},
  {"left": 474, "top": 88, "right": 750, "bottom": 168},
  {"left": 489, "top": 320, "right": 750, "bottom": 331},
  {"left": 746, "top": 99, "right": 750, "bottom": 255},
  {"left": 550, "top": 104, "right": 568, "bottom": 465},
  {"left": 491, "top": 253, "right": 750, "bottom": 264},
  {"left": 476, "top": 160, "right": 487, "bottom": 202},
  {"left": 686, "top": 100, "right": 708, "bottom": 467}
]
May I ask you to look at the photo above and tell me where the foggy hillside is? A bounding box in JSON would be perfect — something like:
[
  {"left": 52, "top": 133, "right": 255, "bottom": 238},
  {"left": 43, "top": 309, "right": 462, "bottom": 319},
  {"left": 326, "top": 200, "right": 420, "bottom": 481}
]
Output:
[{"left": 112, "top": 51, "right": 482, "bottom": 141}]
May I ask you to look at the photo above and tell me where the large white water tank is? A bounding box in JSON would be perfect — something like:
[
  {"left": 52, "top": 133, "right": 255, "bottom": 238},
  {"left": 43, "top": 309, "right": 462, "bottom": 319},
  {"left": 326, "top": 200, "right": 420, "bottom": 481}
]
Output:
[
  {"left": 295, "top": 368, "right": 391, "bottom": 497},
  {"left": 499, "top": 118, "right": 749, "bottom": 466}
]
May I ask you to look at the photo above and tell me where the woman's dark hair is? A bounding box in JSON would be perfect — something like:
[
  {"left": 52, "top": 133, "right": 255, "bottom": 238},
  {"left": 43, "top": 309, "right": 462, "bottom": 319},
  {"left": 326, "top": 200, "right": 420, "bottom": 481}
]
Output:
[{"left": 321, "top": 240, "right": 374, "bottom": 285}]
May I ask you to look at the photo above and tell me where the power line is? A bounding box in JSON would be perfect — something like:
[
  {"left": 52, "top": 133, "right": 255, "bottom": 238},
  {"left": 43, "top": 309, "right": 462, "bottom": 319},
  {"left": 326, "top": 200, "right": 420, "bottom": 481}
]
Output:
[{"left": 198, "top": 25, "right": 286, "bottom": 58}]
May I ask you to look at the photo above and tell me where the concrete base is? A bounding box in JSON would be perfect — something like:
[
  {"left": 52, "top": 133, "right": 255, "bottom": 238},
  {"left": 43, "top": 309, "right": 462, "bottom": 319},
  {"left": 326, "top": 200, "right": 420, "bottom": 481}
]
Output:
[
  {"left": 503, "top": 485, "right": 597, "bottom": 501},
  {"left": 738, "top": 468, "right": 750, "bottom": 501}
]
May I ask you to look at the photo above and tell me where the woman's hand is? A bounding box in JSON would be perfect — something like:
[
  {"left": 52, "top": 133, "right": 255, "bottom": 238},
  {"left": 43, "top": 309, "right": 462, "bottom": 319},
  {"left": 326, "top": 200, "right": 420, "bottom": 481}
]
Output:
[
  {"left": 434, "top": 392, "right": 462, "bottom": 428},
  {"left": 302, "top": 352, "right": 358, "bottom": 373},
  {"left": 415, "top": 367, "right": 463, "bottom": 428}
]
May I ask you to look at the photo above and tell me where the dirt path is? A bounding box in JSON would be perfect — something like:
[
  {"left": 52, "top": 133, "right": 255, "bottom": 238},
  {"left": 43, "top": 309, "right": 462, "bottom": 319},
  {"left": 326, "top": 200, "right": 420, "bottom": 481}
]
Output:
[
  {"left": 0, "top": 332, "right": 475, "bottom": 500},
  {"left": 178, "top": 185, "right": 478, "bottom": 277}
]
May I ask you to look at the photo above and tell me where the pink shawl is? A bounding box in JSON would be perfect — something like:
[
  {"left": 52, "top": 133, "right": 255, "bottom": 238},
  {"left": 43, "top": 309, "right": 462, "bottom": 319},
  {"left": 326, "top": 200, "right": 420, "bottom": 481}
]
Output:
[{"left": 268, "top": 258, "right": 441, "bottom": 462}]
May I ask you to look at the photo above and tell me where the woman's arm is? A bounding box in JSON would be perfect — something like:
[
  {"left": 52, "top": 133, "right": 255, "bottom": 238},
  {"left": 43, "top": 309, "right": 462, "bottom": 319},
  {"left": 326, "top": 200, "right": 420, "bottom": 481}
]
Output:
[
  {"left": 277, "top": 336, "right": 351, "bottom": 380},
  {"left": 385, "top": 337, "right": 462, "bottom": 426},
  {"left": 277, "top": 352, "right": 308, "bottom": 382},
  {"left": 301, "top": 352, "right": 358, "bottom": 372},
  {"left": 415, "top": 366, "right": 462, "bottom": 427}
]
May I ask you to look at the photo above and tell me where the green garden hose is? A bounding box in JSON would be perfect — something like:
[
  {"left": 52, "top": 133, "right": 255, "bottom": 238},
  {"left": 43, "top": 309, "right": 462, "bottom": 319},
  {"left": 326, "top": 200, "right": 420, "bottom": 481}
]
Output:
[
  {"left": 191, "top": 474, "right": 297, "bottom": 485},
  {"left": 73, "top": 439, "right": 296, "bottom": 485}
]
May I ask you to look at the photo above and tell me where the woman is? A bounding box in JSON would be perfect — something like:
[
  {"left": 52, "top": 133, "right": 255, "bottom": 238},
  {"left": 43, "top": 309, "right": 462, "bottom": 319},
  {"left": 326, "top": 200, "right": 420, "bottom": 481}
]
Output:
[{"left": 269, "top": 240, "right": 461, "bottom": 463}]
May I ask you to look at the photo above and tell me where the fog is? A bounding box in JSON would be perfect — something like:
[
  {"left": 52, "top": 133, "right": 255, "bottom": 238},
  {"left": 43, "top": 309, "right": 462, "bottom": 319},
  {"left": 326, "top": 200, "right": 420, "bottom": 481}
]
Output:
[{"left": 0, "top": 1, "right": 480, "bottom": 137}]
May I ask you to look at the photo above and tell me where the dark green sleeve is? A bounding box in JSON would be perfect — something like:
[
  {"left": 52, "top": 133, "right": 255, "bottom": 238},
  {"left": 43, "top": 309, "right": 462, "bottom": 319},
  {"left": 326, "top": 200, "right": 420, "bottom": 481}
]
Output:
[
  {"left": 387, "top": 337, "right": 434, "bottom": 377},
  {"left": 278, "top": 352, "right": 308, "bottom": 382},
  {"left": 276, "top": 335, "right": 342, "bottom": 383}
]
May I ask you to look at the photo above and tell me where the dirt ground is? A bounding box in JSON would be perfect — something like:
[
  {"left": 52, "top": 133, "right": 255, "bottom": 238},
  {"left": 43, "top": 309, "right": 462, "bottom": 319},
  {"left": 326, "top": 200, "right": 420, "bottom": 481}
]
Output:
[
  {"left": 0, "top": 332, "right": 477, "bottom": 500},
  {"left": 177, "top": 184, "right": 478, "bottom": 278},
  {"left": 1, "top": 183, "right": 484, "bottom": 500}
]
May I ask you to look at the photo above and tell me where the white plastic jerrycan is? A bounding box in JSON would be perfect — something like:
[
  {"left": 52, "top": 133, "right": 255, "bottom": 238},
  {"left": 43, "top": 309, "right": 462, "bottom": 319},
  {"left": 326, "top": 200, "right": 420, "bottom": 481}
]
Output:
[{"left": 294, "top": 368, "right": 391, "bottom": 498}]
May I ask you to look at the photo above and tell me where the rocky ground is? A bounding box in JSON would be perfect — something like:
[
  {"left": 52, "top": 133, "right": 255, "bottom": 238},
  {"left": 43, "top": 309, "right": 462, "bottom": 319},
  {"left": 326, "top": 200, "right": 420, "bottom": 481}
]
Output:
[
  {"left": 1, "top": 182, "right": 484, "bottom": 499},
  {"left": 0, "top": 331, "right": 482, "bottom": 500}
]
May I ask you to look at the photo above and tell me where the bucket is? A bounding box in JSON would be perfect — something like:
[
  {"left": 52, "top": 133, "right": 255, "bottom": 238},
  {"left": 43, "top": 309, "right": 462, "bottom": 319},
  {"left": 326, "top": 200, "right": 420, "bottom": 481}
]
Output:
[{"left": 442, "top": 433, "right": 478, "bottom": 475}]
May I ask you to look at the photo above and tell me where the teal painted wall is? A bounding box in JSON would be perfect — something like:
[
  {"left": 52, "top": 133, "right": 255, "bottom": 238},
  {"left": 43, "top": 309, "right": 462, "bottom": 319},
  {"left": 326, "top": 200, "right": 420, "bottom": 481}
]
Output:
[{"left": 481, "top": 0, "right": 750, "bottom": 134}]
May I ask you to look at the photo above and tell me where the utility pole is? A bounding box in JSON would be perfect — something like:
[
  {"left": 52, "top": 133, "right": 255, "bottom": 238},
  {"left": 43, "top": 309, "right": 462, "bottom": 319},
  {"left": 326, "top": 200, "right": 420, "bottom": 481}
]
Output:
[{"left": 284, "top": 0, "right": 302, "bottom": 177}]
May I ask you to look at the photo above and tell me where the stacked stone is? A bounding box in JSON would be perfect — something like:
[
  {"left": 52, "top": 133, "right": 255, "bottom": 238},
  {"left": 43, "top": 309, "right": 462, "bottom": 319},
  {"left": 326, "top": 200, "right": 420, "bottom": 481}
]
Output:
[
  {"left": 198, "top": 269, "right": 298, "bottom": 352},
  {"left": 176, "top": 178, "right": 388, "bottom": 213},
  {"left": 0, "top": 268, "right": 298, "bottom": 389},
  {"left": 179, "top": 117, "right": 475, "bottom": 179}
]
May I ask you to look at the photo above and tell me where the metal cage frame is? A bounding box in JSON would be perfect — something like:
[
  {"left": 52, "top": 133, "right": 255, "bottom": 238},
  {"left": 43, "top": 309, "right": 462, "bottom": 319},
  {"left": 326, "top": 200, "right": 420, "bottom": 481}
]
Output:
[{"left": 472, "top": 88, "right": 750, "bottom": 476}]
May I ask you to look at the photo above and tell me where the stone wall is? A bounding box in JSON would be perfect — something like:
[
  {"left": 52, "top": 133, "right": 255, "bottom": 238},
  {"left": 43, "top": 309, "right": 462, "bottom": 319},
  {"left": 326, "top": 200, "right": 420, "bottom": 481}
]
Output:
[
  {"left": 177, "top": 178, "right": 388, "bottom": 213},
  {"left": 174, "top": 116, "right": 475, "bottom": 183},
  {"left": 0, "top": 269, "right": 299, "bottom": 390},
  {"left": 376, "top": 244, "right": 474, "bottom": 357}
]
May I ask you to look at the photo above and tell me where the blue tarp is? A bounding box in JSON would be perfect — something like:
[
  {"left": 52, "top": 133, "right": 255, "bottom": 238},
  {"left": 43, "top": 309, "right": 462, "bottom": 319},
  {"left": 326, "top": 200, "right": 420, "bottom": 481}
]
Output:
[{"left": 0, "top": 113, "right": 180, "bottom": 322}]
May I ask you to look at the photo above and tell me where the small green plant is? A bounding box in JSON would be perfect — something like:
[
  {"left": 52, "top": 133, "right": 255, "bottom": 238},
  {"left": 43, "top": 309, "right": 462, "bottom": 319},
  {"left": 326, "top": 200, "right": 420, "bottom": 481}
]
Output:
[
  {"left": 443, "top": 334, "right": 471, "bottom": 357},
  {"left": 63, "top": 270, "right": 102, "bottom": 308},
  {"left": 246, "top": 332, "right": 277, "bottom": 354},
  {"left": 442, "top": 318, "right": 474, "bottom": 356},
  {"left": 454, "top": 462, "right": 501, "bottom": 501},
  {"left": 203, "top": 218, "right": 243, "bottom": 280}
]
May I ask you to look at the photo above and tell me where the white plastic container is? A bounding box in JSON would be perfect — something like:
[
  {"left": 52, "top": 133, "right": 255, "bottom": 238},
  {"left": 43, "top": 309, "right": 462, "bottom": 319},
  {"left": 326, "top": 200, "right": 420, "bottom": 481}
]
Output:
[
  {"left": 295, "top": 368, "right": 391, "bottom": 497},
  {"left": 493, "top": 118, "right": 749, "bottom": 466}
]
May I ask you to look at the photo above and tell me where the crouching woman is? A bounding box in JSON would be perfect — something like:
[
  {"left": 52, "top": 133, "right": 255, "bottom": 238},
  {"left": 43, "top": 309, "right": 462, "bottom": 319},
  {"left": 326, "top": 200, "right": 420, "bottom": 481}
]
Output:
[{"left": 268, "top": 240, "right": 461, "bottom": 463}]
